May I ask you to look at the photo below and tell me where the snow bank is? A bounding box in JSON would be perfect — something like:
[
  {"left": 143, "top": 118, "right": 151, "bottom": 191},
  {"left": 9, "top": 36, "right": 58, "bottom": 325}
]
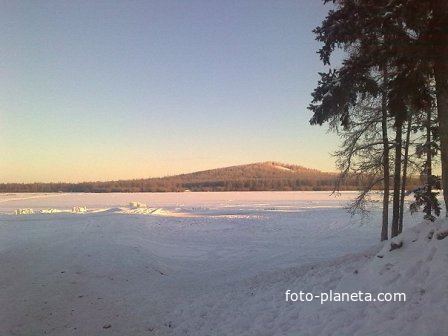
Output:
[
  {"left": 72, "top": 206, "right": 87, "bottom": 213},
  {"left": 160, "top": 219, "right": 448, "bottom": 335},
  {"left": 316, "top": 219, "right": 448, "bottom": 335},
  {"left": 127, "top": 207, "right": 160, "bottom": 215},
  {"left": 129, "top": 201, "right": 147, "bottom": 209},
  {"left": 15, "top": 208, "right": 34, "bottom": 215},
  {"left": 40, "top": 209, "right": 64, "bottom": 214}
]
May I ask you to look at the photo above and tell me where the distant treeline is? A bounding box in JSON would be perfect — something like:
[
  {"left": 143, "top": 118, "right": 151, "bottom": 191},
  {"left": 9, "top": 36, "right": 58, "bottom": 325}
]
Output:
[{"left": 0, "top": 162, "right": 419, "bottom": 193}]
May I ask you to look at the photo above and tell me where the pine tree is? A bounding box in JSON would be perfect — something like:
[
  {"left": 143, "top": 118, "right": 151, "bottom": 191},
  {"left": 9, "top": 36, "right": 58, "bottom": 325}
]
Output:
[
  {"left": 410, "top": 105, "right": 441, "bottom": 221},
  {"left": 310, "top": 0, "right": 446, "bottom": 238}
]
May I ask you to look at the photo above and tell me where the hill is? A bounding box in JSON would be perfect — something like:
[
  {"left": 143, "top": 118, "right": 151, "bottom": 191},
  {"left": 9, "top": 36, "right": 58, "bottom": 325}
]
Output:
[{"left": 0, "top": 162, "right": 365, "bottom": 193}]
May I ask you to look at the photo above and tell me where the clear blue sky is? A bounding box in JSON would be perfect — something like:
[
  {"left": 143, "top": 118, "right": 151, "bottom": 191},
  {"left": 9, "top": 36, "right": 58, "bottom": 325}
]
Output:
[{"left": 0, "top": 0, "right": 340, "bottom": 183}]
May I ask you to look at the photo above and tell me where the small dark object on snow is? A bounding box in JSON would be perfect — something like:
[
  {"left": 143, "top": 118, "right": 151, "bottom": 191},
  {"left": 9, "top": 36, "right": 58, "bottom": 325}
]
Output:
[
  {"left": 436, "top": 230, "right": 448, "bottom": 240},
  {"left": 377, "top": 255, "right": 384, "bottom": 258},
  {"left": 390, "top": 241, "right": 403, "bottom": 251},
  {"left": 353, "top": 269, "right": 358, "bottom": 274},
  {"left": 103, "top": 324, "right": 112, "bottom": 329}
]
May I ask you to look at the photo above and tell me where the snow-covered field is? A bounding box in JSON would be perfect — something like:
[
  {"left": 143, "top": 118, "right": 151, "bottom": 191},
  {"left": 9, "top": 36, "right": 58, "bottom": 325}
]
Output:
[{"left": 0, "top": 192, "right": 446, "bottom": 335}]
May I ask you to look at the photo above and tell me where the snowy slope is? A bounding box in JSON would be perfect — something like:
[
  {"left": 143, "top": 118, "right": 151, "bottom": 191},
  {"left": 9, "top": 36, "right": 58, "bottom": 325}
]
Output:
[{"left": 156, "top": 219, "right": 448, "bottom": 336}]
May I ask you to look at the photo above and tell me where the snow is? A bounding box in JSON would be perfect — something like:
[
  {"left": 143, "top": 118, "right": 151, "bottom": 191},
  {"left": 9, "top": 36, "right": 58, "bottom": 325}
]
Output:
[
  {"left": 272, "top": 164, "right": 293, "bottom": 172},
  {"left": 14, "top": 208, "right": 34, "bottom": 215},
  {"left": 129, "top": 202, "right": 147, "bottom": 209},
  {"left": 72, "top": 206, "right": 87, "bottom": 213},
  {"left": 0, "top": 192, "right": 446, "bottom": 335}
]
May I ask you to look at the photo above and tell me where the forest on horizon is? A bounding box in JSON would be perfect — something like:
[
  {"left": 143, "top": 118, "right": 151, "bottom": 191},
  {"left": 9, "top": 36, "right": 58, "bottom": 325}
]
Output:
[{"left": 0, "top": 162, "right": 421, "bottom": 193}]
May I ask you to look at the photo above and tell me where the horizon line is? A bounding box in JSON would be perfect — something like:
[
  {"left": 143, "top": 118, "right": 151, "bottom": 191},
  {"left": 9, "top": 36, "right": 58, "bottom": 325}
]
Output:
[{"left": 1, "top": 161, "right": 337, "bottom": 185}]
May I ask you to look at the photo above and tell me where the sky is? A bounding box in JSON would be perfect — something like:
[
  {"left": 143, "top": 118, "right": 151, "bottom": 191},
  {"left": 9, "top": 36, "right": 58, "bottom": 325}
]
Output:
[{"left": 0, "top": 0, "right": 341, "bottom": 183}]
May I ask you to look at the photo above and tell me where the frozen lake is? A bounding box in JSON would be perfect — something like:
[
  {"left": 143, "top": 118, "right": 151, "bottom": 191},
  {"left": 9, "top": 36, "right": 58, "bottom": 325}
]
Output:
[
  {"left": 1, "top": 190, "right": 369, "bottom": 212},
  {"left": 0, "top": 192, "right": 429, "bottom": 335}
]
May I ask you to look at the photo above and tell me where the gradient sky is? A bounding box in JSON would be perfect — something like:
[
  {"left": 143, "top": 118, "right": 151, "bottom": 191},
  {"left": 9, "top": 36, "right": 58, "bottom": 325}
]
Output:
[{"left": 0, "top": 0, "right": 340, "bottom": 183}]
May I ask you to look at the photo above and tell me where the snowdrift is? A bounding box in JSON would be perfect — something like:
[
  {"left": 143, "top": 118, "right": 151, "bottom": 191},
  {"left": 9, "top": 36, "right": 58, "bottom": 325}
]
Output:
[
  {"left": 72, "top": 206, "right": 87, "bottom": 213},
  {"left": 14, "top": 208, "right": 34, "bottom": 215},
  {"left": 160, "top": 219, "right": 448, "bottom": 335},
  {"left": 315, "top": 219, "right": 448, "bottom": 335},
  {"left": 129, "top": 201, "right": 147, "bottom": 209}
]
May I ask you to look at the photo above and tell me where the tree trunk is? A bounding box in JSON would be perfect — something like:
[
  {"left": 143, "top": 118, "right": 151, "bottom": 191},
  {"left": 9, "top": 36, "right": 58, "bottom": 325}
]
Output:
[
  {"left": 399, "top": 115, "right": 412, "bottom": 233},
  {"left": 425, "top": 109, "right": 433, "bottom": 218},
  {"left": 381, "top": 70, "right": 390, "bottom": 241},
  {"left": 431, "top": 0, "right": 448, "bottom": 216},
  {"left": 391, "top": 122, "right": 402, "bottom": 237},
  {"left": 434, "top": 67, "right": 448, "bottom": 216}
]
